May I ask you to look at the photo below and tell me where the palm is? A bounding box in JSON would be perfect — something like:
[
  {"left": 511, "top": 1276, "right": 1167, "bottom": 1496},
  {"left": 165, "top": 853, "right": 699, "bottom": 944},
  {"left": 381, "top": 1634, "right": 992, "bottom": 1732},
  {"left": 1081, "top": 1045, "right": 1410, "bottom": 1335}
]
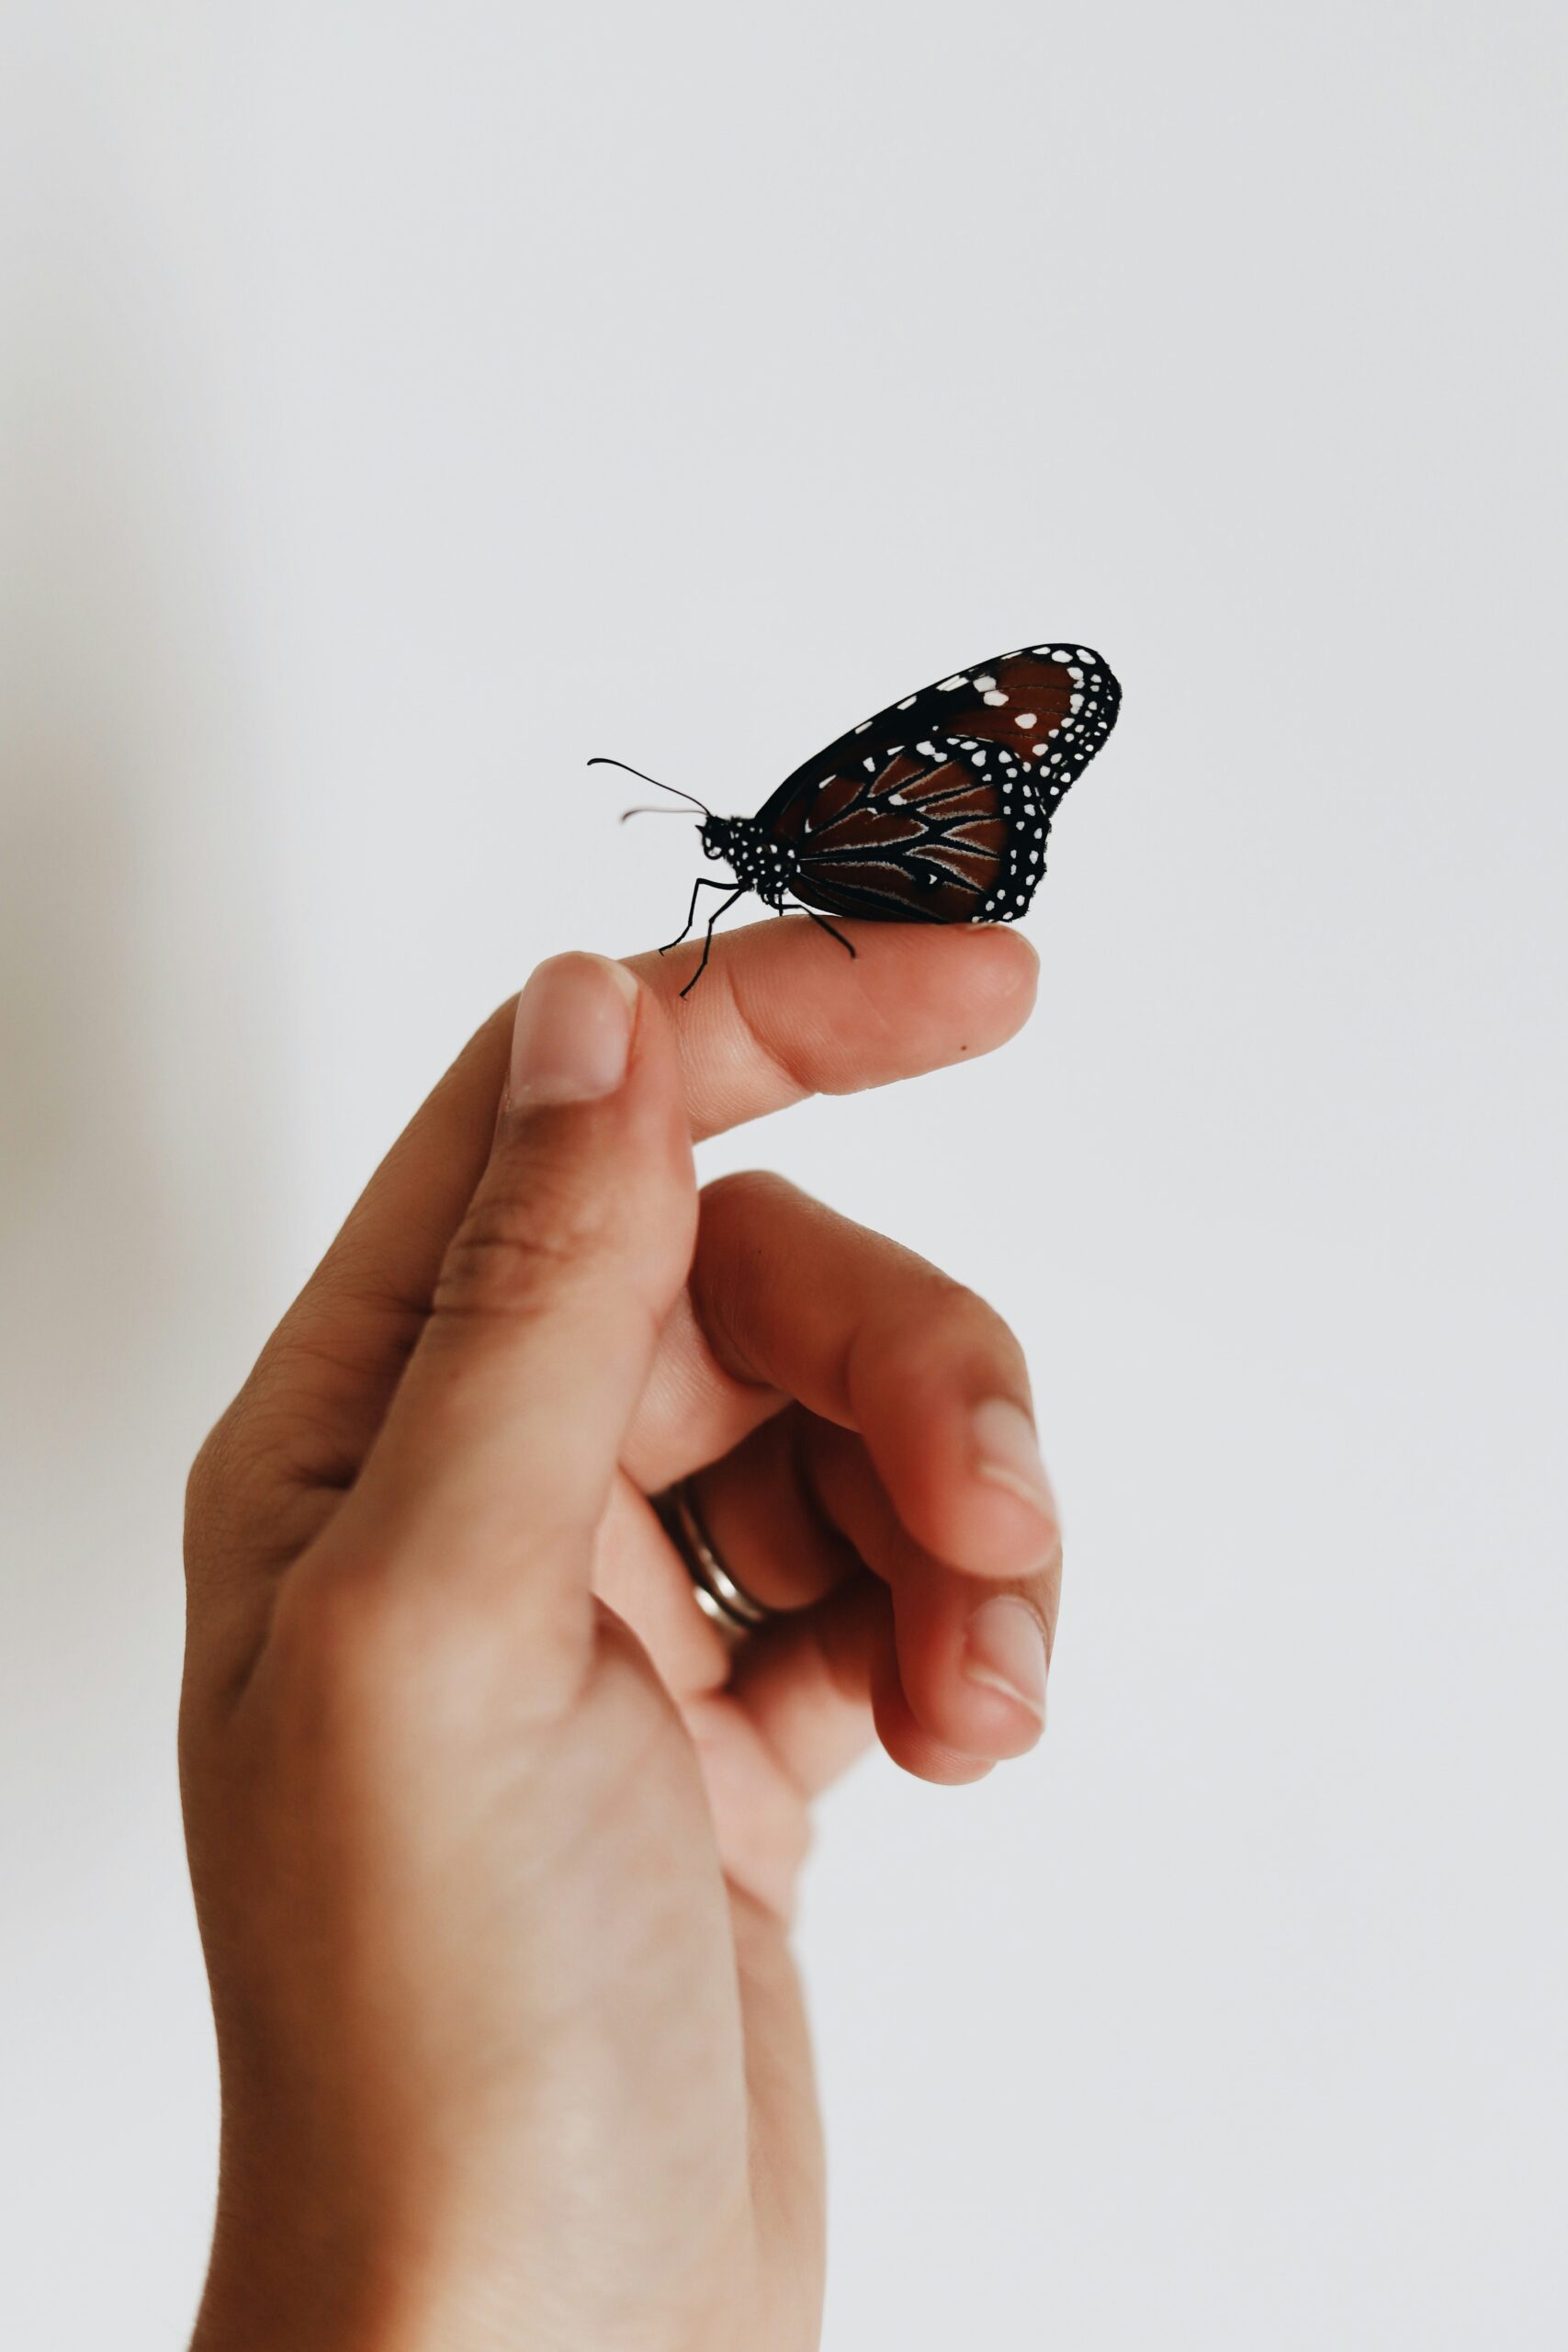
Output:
[{"left": 546, "top": 1616, "right": 826, "bottom": 2348}]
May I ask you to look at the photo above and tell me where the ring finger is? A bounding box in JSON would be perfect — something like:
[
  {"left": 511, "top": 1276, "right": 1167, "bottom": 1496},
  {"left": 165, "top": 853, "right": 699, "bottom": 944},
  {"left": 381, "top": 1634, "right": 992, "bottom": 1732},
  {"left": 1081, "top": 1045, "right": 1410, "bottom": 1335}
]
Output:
[
  {"left": 606, "top": 1172, "right": 1061, "bottom": 1768},
  {"left": 696, "top": 1409, "right": 1055, "bottom": 1759}
]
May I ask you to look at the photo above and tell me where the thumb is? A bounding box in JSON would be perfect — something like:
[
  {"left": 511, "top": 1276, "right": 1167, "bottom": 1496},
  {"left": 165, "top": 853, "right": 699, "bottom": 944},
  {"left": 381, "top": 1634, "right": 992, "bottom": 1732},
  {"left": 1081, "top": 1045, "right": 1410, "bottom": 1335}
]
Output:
[{"left": 324, "top": 952, "right": 696, "bottom": 1678}]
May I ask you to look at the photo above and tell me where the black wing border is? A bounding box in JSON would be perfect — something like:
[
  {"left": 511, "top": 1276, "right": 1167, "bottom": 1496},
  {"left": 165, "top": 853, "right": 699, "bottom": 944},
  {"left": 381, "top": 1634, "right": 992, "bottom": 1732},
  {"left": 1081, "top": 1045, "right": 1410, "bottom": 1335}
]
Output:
[{"left": 755, "top": 642, "right": 1122, "bottom": 835}]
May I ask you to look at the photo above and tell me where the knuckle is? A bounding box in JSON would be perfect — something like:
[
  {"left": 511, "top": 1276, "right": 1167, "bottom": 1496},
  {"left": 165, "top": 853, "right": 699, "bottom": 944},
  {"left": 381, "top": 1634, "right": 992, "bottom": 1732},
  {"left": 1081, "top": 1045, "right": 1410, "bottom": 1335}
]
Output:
[
  {"left": 434, "top": 1172, "right": 612, "bottom": 1322},
  {"left": 267, "top": 1548, "right": 586, "bottom": 1737},
  {"left": 692, "top": 1172, "right": 818, "bottom": 1376},
  {"left": 265, "top": 1562, "right": 460, "bottom": 1747},
  {"left": 186, "top": 1377, "right": 342, "bottom": 1590},
  {"left": 718, "top": 963, "right": 815, "bottom": 1104},
  {"left": 185, "top": 1402, "right": 273, "bottom": 1583},
  {"left": 185, "top": 1413, "right": 232, "bottom": 1531},
  {"left": 930, "top": 1266, "right": 1011, "bottom": 1341},
  {"left": 920, "top": 1274, "right": 1030, "bottom": 1387},
  {"left": 186, "top": 1387, "right": 268, "bottom": 1518},
  {"left": 266, "top": 1558, "right": 400, "bottom": 1699}
]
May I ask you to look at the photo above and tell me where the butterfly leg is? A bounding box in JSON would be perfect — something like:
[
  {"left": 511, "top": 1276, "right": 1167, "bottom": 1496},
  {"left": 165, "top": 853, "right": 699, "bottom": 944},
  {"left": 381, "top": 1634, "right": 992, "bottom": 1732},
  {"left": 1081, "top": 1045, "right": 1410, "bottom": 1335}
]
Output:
[
  {"left": 799, "top": 907, "right": 857, "bottom": 961},
  {"left": 678, "top": 885, "right": 748, "bottom": 998},
  {"left": 660, "top": 875, "right": 735, "bottom": 956}
]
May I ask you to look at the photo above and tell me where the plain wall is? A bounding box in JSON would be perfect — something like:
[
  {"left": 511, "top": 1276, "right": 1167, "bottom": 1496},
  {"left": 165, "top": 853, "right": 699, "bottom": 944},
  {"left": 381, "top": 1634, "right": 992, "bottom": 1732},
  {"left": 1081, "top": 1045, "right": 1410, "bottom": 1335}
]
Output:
[{"left": 2, "top": 4, "right": 1564, "bottom": 2344}]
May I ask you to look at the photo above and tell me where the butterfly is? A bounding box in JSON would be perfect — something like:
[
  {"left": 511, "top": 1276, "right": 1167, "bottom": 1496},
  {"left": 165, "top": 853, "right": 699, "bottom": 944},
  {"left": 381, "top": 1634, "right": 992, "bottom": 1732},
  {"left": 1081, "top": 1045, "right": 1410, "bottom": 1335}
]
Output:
[{"left": 592, "top": 642, "right": 1121, "bottom": 993}]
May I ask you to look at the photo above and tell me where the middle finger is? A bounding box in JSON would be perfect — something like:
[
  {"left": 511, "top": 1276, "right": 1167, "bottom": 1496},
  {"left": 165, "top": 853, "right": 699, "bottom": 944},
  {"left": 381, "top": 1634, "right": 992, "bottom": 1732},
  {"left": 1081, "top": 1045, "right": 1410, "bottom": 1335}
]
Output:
[{"left": 628, "top": 1171, "right": 1059, "bottom": 1582}]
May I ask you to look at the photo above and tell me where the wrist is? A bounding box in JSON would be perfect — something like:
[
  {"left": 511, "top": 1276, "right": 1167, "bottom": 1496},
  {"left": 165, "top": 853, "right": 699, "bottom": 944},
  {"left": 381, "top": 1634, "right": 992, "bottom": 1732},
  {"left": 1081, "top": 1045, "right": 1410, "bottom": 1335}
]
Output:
[
  {"left": 192, "top": 2195, "right": 747, "bottom": 2352},
  {"left": 190, "top": 2189, "right": 503, "bottom": 2352},
  {"left": 192, "top": 2264, "right": 493, "bottom": 2352}
]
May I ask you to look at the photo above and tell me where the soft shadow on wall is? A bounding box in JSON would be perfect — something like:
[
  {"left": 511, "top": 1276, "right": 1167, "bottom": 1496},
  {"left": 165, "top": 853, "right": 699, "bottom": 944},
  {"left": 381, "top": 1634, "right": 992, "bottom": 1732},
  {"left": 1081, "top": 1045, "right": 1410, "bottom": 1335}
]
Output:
[{"left": 0, "top": 211, "right": 276, "bottom": 2350}]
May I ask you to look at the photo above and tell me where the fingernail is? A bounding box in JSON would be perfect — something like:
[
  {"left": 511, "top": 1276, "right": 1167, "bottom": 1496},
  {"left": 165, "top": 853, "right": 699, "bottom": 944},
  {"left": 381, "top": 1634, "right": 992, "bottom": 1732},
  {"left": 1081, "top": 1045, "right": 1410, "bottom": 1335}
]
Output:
[
  {"left": 964, "top": 1596, "right": 1048, "bottom": 1724},
  {"left": 509, "top": 955, "right": 638, "bottom": 1106},
  {"left": 970, "top": 1397, "right": 1057, "bottom": 1524}
]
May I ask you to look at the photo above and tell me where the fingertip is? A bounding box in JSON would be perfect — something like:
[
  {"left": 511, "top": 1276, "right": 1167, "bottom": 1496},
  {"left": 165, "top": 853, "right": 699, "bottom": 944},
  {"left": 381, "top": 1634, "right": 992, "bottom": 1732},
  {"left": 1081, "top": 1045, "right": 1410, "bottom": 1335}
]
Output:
[
  {"left": 506, "top": 953, "right": 639, "bottom": 1108},
  {"left": 912, "top": 1439, "right": 1062, "bottom": 1588},
  {"left": 883, "top": 1417, "right": 1061, "bottom": 1581},
  {"left": 958, "top": 1594, "right": 1049, "bottom": 1747},
  {"left": 872, "top": 1662, "right": 999, "bottom": 1785},
  {"left": 856, "top": 1340, "right": 1057, "bottom": 1584},
  {"left": 887, "top": 933, "right": 1035, "bottom": 1089},
  {"left": 933, "top": 916, "right": 1040, "bottom": 1007},
  {"left": 885, "top": 1554, "right": 1056, "bottom": 1763},
  {"left": 963, "top": 916, "right": 1040, "bottom": 989},
  {"left": 1000, "top": 924, "right": 1040, "bottom": 1008}
]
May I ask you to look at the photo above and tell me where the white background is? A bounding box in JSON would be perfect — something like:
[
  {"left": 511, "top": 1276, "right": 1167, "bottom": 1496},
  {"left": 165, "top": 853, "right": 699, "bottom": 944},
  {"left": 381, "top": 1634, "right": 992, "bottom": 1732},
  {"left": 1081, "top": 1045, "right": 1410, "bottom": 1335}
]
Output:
[{"left": 3, "top": 4, "right": 1565, "bottom": 2345}]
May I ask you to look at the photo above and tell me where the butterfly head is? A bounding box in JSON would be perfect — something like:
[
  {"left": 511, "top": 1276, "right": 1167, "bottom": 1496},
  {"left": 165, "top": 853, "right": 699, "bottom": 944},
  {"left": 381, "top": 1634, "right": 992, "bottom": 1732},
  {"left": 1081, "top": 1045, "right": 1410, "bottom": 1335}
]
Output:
[
  {"left": 699, "top": 815, "right": 739, "bottom": 865},
  {"left": 698, "top": 813, "right": 794, "bottom": 906}
]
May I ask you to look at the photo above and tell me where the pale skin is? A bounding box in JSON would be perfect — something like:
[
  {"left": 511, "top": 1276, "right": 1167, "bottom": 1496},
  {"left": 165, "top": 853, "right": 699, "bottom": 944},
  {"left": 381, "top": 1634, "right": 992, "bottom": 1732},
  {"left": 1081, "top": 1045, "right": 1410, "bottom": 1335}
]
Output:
[{"left": 182, "top": 917, "right": 1061, "bottom": 2352}]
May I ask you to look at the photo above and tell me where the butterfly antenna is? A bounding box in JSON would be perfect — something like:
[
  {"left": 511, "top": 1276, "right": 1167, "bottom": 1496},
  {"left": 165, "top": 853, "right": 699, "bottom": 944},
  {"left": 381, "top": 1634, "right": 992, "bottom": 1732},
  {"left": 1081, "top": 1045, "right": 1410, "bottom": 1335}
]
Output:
[{"left": 588, "top": 756, "right": 712, "bottom": 820}]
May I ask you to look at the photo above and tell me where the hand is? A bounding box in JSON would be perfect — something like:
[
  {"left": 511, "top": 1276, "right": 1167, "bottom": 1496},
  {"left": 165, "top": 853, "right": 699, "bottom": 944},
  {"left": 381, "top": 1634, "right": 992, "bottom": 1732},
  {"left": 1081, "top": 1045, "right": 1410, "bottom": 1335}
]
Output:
[{"left": 182, "top": 919, "right": 1060, "bottom": 2352}]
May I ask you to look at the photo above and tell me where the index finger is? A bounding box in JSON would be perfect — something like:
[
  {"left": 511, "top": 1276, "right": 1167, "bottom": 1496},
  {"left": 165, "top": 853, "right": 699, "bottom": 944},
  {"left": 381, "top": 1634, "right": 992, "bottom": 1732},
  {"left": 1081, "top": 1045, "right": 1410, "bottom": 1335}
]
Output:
[
  {"left": 644, "top": 911, "right": 1037, "bottom": 1141},
  {"left": 253, "top": 916, "right": 1038, "bottom": 1482}
]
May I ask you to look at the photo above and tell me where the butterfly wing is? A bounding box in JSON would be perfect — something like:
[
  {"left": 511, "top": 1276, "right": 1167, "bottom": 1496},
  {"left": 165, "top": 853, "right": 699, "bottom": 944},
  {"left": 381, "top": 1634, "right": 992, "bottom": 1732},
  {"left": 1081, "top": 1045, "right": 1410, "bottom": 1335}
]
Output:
[{"left": 756, "top": 645, "right": 1121, "bottom": 923}]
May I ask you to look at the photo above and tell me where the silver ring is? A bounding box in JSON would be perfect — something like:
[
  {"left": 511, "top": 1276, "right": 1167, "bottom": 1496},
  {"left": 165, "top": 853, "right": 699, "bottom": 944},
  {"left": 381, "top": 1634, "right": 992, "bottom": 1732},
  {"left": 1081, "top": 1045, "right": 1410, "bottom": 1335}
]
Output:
[{"left": 657, "top": 1476, "right": 775, "bottom": 1635}]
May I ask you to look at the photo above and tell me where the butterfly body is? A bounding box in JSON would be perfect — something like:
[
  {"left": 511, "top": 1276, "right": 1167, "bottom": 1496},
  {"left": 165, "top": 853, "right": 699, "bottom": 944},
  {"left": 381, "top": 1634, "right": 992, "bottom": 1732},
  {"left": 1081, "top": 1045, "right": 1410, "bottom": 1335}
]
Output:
[
  {"left": 601, "top": 642, "right": 1122, "bottom": 991},
  {"left": 697, "top": 813, "right": 800, "bottom": 910}
]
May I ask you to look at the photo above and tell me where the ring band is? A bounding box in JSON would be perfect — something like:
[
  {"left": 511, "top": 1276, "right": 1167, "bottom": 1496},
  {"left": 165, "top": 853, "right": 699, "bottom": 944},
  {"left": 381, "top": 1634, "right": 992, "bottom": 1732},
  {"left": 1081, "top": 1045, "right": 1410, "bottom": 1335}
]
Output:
[{"left": 657, "top": 1476, "right": 775, "bottom": 1635}]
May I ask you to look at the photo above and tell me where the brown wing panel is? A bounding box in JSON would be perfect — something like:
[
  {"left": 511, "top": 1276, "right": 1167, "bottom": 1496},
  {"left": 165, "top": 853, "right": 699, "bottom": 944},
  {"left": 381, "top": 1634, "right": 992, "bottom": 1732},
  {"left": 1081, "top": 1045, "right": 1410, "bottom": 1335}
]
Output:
[
  {"left": 790, "top": 760, "right": 1008, "bottom": 922},
  {"left": 929, "top": 654, "right": 1077, "bottom": 751}
]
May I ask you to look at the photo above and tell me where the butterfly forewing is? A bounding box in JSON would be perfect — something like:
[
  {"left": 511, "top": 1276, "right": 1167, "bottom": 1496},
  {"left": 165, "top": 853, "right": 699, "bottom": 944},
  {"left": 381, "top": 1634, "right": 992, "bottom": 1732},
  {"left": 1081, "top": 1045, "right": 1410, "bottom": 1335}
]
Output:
[{"left": 758, "top": 645, "right": 1120, "bottom": 925}]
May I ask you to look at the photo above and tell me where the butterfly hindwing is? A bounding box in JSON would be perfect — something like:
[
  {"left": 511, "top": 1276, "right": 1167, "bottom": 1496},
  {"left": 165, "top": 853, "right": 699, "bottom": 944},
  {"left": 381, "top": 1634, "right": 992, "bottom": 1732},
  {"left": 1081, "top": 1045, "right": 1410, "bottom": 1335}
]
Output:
[
  {"left": 775, "top": 746, "right": 1007, "bottom": 922},
  {"left": 756, "top": 645, "right": 1120, "bottom": 925}
]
